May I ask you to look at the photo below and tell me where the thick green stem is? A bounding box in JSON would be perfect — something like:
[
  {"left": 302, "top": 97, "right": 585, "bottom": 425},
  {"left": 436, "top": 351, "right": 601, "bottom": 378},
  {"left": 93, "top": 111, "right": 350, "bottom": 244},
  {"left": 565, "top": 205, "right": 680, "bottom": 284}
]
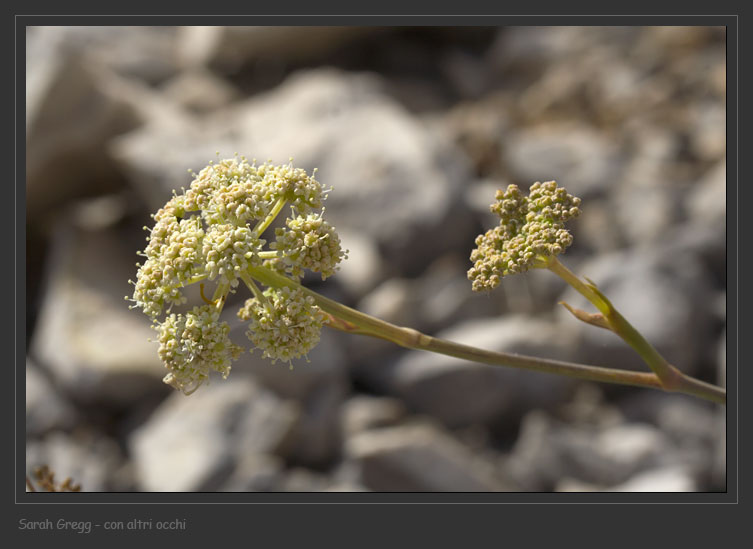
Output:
[
  {"left": 246, "top": 264, "right": 724, "bottom": 403},
  {"left": 547, "top": 256, "right": 725, "bottom": 405}
]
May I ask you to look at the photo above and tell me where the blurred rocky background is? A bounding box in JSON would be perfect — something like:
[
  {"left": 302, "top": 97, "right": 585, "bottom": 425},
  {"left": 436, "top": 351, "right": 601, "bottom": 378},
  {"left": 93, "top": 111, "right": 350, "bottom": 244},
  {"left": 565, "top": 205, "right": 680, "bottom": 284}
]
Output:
[{"left": 25, "top": 25, "right": 726, "bottom": 492}]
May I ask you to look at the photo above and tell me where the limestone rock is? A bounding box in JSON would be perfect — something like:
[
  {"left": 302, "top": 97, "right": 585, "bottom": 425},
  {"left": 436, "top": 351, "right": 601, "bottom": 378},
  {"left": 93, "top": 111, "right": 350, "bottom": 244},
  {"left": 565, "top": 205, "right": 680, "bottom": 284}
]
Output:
[
  {"left": 346, "top": 421, "right": 507, "bottom": 491},
  {"left": 30, "top": 217, "right": 167, "bottom": 405},
  {"left": 129, "top": 377, "right": 299, "bottom": 492}
]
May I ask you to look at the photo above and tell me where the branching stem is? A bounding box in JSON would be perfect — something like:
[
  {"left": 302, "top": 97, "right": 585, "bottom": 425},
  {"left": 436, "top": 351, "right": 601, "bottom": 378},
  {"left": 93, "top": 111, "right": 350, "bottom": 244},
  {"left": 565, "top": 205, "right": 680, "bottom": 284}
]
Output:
[
  {"left": 246, "top": 264, "right": 725, "bottom": 404},
  {"left": 239, "top": 271, "right": 267, "bottom": 305},
  {"left": 547, "top": 256, "right": 725, "bottom": 404}
]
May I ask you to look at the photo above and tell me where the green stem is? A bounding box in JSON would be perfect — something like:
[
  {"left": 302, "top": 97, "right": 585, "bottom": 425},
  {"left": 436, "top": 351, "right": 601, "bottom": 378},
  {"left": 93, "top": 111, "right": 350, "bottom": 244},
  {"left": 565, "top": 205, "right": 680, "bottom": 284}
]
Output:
[
  {"left": 239, "top": 271, "right": 267, "bottom": 304},
  {"left": 253, "top": 197, "right": 287, "bottom": 237},
  {"left": 182, "top": 272, "right": 208, "bottom": 286},
  {"left": 547, "top": 256, "right": 725, "bottom": 405},
  {"left": 246, "top": 264, "right": 724, "bottom": 403},
  {"left": 258, "top": 251, "right": 279, "bottom": 260},
  {"left": 211, "top": 279, "right": 231, "bottom": 314}
]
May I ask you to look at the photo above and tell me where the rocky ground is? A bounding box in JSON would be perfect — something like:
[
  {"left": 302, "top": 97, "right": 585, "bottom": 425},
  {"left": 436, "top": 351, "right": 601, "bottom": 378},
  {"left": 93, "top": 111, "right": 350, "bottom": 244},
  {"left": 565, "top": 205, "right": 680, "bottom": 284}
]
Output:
[{"left": 25, "top": 26, "right": 726, "bottom": 492}]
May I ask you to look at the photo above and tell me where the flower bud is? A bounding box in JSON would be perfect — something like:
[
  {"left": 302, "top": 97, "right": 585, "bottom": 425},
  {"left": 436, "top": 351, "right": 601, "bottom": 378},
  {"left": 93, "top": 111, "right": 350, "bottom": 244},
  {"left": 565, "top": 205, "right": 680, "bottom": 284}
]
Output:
[{"left": 468, "top": 181, "right": 581, "bottom": 291}]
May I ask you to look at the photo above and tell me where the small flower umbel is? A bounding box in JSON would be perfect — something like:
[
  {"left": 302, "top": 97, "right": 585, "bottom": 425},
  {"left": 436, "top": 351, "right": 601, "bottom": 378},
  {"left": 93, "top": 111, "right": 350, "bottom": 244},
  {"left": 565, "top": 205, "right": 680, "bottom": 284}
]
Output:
[
  {"left": 465, "top": 180, "right": 725, "bottom": 405},
  {"left": 238, "top": 286, "right": 328, "bottom": 367},
  {"left": 468, "top": 181, "right": 581, "bottom": 292},
  {"left": 266, "top": 211, "right": 346, "bottom": 281},
  {"left": 128, "top": 156, "right": 346, "bottom": 394},
  {"left": 157, "top": 305, "right": 243, "bottom": 394}
]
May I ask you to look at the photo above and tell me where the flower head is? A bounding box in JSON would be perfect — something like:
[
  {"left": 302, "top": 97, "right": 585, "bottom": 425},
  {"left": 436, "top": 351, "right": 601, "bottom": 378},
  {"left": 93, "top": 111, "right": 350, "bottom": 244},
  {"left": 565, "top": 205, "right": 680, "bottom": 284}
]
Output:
[
  {"left": 129, "top": 156, "right": 344, "bottom": 393},
  {"left": 266, "top": 212, "right": 347, "bottom": 280},
  {"left": 156, "top": 305, "right": 243, "bottom": 395},
  {"left": 202, "top": 224, "right": 264, "bottom": 287},
  {"left": 468, "top": 181, "right": 581, "bottom": 292},
  {"left": 239, "top": 286, "right": 328, "bottom": 366}
]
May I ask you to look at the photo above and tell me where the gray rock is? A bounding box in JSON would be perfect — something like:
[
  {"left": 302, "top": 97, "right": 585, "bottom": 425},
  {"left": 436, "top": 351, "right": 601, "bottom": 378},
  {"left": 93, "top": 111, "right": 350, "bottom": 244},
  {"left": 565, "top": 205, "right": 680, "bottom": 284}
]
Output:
[
  {"left": 571, "top": 198, "right": 625, "bottom": 254},
  {"left": 176, "top": 26, "right": 375, "bottom": 71},
  {"left": 624, "top": 124, "right": 682, "bottom": 166},
  {"left": 486, "top": 26, "right": 593, "bottom": 72},
  {"left": 556, "top": 383, "right": 624, "bottom": 429},
  {"left": 160, "top": 68, "right": 241, "bottom": 114},
  {"left": 379, "top": 316, "right": 579, "bottom": 428},
  {"left": 657, "top": 222, "right": 725, "bottom": 290},
  {"left": 619, "top": 392, "right": 718, "bottom": 445},
  {"left": 129, "top": 377, "right": 299, "bottom": 492},
  {"left": 556, "top": 466, "right": 697, "bottom": 492},
  {"left": 686, "top": 160, "right": 726, "bottom": 229},
  {"left": 30, "top": 217, "right": 168, "bottom": 406},
  {"left": 334, "top": 229, "right": 384, "bottom": 299},
  {"left": 26, "top": 40, "right": 141, "bottom": 224},
  {"left": 342, "top": 395, "right": 407, "bottom": 435},
  {"left": 109, "top": 81, "right": 217, "bottom": 213},
  {"left": 285, "top": 380, "right": 348, "bottom": 468},
  {"left": 608, "top": 466, "right": 698, "bottom": 492},
  {"left": 554, "top": 478, "right": 602, "bottom": 492},
  {"left": 506, "top": 411, "right": 560, "bottom": 491},
  {"left": 618, "top": 392, "right": 722, "bottom": 486},
  {"left": 557, "top": 248, "right": 715, "bottom": 376},
  {"left": 358, "top": 278, "right": 418, "bottom": 329},
  {"left": 218, "top": 454, "right": 284, "bottom": 492},
  {"left": 65, "top": 193, "right": 130, "bottom": 232},
  {"left": 346, "top": 421, "right": 507, "bottom": 491},
  {"left": 688, "top": 102, "right": 726, "bottom": 162},
  {"left": 502, "top": 123, "right": 622, "bottom": 200},
  {"left": 276, "top": 468, "right": 333, "bottom": 492},
  {"left": 28, "top": 26, "right": 180, "bottom": 84},
  {"left": 440, "top": 49, "right": 490, "bottom": 99},
  {"left": 26, "top": 431, "right": 127, "bottom": 492},
  {"left": 508, "top": 411, "right": 676, "bottom": 490},
  {"left": 277, "top": 467, "right": 367, "bottom": 492},
  {"left": 441, "top": 95, "right": 512, "bottom": 176},
  {"left": 613, "top": 182, "right": 679, "bottom": 247},
  {"left": 25, "top": 359, "right": 78, "bottom": 438}
]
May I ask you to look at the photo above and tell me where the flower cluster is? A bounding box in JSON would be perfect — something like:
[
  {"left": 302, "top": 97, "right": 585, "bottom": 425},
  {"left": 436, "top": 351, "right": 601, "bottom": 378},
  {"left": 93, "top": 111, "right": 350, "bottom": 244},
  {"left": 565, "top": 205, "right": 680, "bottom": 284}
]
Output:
[
  {"left": 202, "top": 224, "right": 264, "bottom": 285},
  {"left": 468, "top": 181, "right": 581, "bottom": 292},
  {"left": 266, "top": 212, "right": 347, "bottom": 280},
  {"left": 156, "top": 305, "right": 243, "bottom": 394},
  {"left": 129, "top": 156, "right": 346, "bottom": 393},
  {"left": 238, "top": 286, "right": 328, "bottom": 366}
]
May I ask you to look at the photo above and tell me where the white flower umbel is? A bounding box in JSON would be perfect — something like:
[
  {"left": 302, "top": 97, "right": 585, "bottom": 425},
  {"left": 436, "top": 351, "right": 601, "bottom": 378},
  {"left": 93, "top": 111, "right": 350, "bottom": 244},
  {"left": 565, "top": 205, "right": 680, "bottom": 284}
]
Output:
[
  {"left": 129, "top": 156, "right": 344, "bottom": 393},
  {"left": 267, "top": 212, "right": 347, "bottom": 280},
  {"left": 156, "top": 305, "right": 243, "bottom": 395},
  {"left": 202, "top": 224, "right": 264, "bottom": 287},
  {"left": 239, "top": 286, "right": 327, "bottom": 366}
]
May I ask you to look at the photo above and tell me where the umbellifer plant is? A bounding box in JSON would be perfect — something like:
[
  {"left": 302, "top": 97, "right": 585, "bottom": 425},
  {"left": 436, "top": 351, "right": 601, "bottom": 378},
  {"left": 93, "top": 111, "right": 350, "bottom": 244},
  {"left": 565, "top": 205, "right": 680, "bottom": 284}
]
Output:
[{"left": 128, "top": 156, "right": 725, "bottom": 405}]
